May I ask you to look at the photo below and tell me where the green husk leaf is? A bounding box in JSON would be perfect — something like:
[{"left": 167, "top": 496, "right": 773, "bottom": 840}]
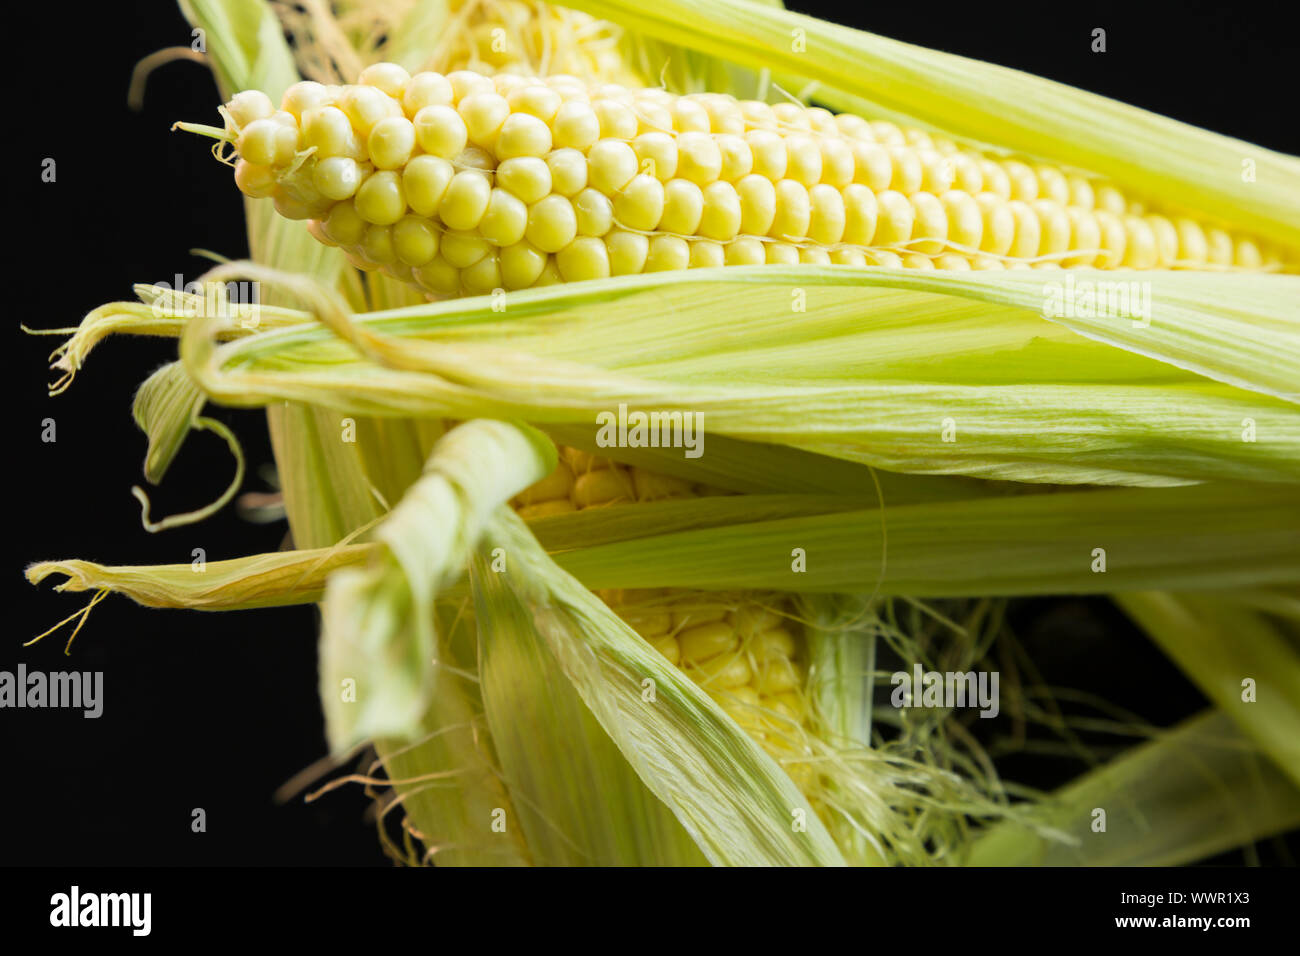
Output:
[
  {"left": 177, "top": 266, "right": 1300, "bottom": 487},
  {"left": 318, "top": 420, "right": 554, "bottom": 752},
  {"left": 1117, "top": 591, "right": 1300, "bottom": 789},
  {"left": 967, "top": 711, "right": 1300, "bottom": 866},
  {"left": 471, "top": 545, "right": 710, "bottom": 865}
]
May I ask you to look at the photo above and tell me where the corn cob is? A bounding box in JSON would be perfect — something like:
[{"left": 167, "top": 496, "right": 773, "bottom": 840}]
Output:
[
  {"left": 513, "top": 447, "right": 814, "bottom": 786},
  {"left": 219, "top": 65, "right": 1288, "bottom": 298}
]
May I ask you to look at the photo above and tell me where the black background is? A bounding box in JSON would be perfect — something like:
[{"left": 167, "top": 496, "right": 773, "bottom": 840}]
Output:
[{"left": 6, "top": 0, "right": 1297, "bottom": 868}]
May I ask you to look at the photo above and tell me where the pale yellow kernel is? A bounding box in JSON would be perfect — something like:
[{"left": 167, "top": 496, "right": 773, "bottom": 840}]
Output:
[
  {"left": 773, "top": 103, "right": 811, "bottom": 132},
  {"left": 462, "top": 253, "right": 502, "bottom": 294},
  {"left": 716, "top": 134, "right": 754, "bottom": 182},
  {"left": 676, "top": 131, "right": 723, "bottom": 186},
  {"left": 1120, "top": 215, "right": 1158, "bottom": 269},
  {"left": 980, "top": 160, "right": 1011, "bottom": 200},
  {"left": 841, "top": 184, "right": 878, "bottom": 245},
  {"left": 672, "top": 97, "right": 711, "bottom": 132},
  {"left": 831, "top": 248, "right": 868, "bottom": 266},
  {"left": 698, "top": 181, "right": 742, "bottom": 240},
  {"left": 574, "top": 187, "right": 615, "bottom": 236},
  {"left": 495, "top": 157, "right": 551, "bottom": 204},
  {"left": 311, "top": 156, "right": 361, "bottom": 201},
  {"left": 886, "top": 146, "right": 923, "bottom": 194},
  {"left": 903, "top": 252, "right": 936, "bottom": 269},
  {"left": 447, "top": 70, "right": 494, "bottom": 102},
  {"left": 633, "top": 98, "right": 674, "bottom": 134},
  {"left": 227, "top": 89, "right": 275, "bottom": 129},
  {"left": 870, "top": 250, "right": 904, "bottom": 268},
  {"left": 588, "top": 139, "right": 639, "bottom": 194},
  {"left": 1033, "top": 199, "right": 1072, "bottom": 262},
  {"left": 649, "top": 634, "right": 681, "bottom": 666},
  {"left": 573, "top": 466, "right": 635, "bottom": 507},
  {"left": 526, "top": 194, "right": 579, "bottom": 252},
  {"left": 546, "top": 148, "right": 588, "bottom": 197},
  {"left": 1006, "top": 200, "right": 1041, "bottom": 259},
  {"left": 1067, "top": 176, "right": 1096, "bottom": 210},
  {"left": 1205, "top": 227, "right": 1234, "bottom": 266},
  {"left": 323, "top": 200, "right": 366, "bottom": 245},
  {"left": 806, "top": 106, "right": 838, "bottom": 136},
  {"left": 736, "top": 174, "right": 777, "bottom": 236},
  {"left": 1146, "top": 215, "right": 1180, "bottom": 266},
  {"left": 234, "top": 160, "right": 277, "bottom": 199},
  {"left": 355, "top": 170, "right": 406, "bottom": 224},
  {"left": 1234, "top": 237, "right": 1263, "bottom": 269},
  {"left": 439, "top": 170, "right": 492, "bottom": 230},
  {"left": 500, "top": 241, "right": 548, "bottom": 289},
  {"left": 632, "top": 132, "right": 678, "bottom": 181},
  {"left": 725, "top": 237, "right": 766, "bottom": 265},
  {"left": 458, "top": 92, "right": 510, "bottom": 149},
  {"left": 593, "top": 98, "right": 638, "bottom": 140},
  {"left": 702, "top": 96, "right": 746, "bottom": 135},
  {"left": 975, "top": 192, "right": 1015, "bottom": 256},
  {"left": 688, "top": 652, "right": 753, "bottom": 690},
  {"left": 770, "top": 179, "right": 811, "bottom": 240},
  {"left": 392, "top": 215, "right": 439, "bottom": 266},
  {"left": 872, "top": 189, "right": 914, "bottom": 247},
  {"left": 659, "top": 179, "right": 705, "bottom": 235},
  {"left": 1094, "top": 184, "right": 1128, "bottom": 216},
  {"left": 479, "top": 189, "right": 529, "bottom": 246},
  {"left": 919, "top": 150, "right": 955, "bottom": 195},
  {"left": 506, "top": 85, "right": 562, "bottom": 123},
  {"left": 908, "top": 192, "right": 948, "bottom": 255},
  {"left": 412, "top": 105, "right": 467, "bottom": 159},
  {"left": 440, "top": 232, "right": 490, "bottom": 268},
  {"left": 951, "top": 153, "right": 984, "bottom": 193},
  {"left": 785, "top": 134, "right": 823, "bottom": 187},
  {"left": 687, "top": 240, "right": 724, "bottom": 269},
  {"left": 518, "top": 463, "right": 575, "bottom": 505},
  {"left": 745, "top": 129, "right": 788, "bottom": 180},
  {"left": 934, "top": 253, "right": 971, "bottom": 270},
  {"left": 820, "top": 137, "right": 856, "bottom": 189},
  {"left": 765, "top": 242, "right": 799, "bottom": 265},
  {"left": 833, "top": 112, "right": 871, "bottom": 139},
  {"left": 1063, "top": 208, "right": 1101, "bottom": 267},
  {"left": 517, "top": 499, "right": 577, "bottom": 520},
  {"left": 798, "top": 247, "right": 829, "bottom": 264},
  {"left": 607, "top": 229, "right": 649, "bottom": 274},
  {"left": 939, "top": 191, "right": 982, "bottom": 251},
  {"left": 807, "top": 184, "right": 846, "bottom": 244},
  {"left": 1003, "top": 160, "right": 1038, "bottom": 201},
  {"left": 402, "top": 155, "right": 455, "bottom": 217},
  {"left": 552, "top": 100, "right": 601, "bottom": 150},
  {"left": 403, "top": 72, "right": 454, "bottom": 116},
  {"left": 739, "top": 100, "right": 777, "bottom": 130},
  {"left": 361, "top": 223, "right": 396, "bottom": 263},
  {"left": 553, "top": 235, "right": 608, "bottom": 280},
  {"left": 903, "top": 128, "right": 934, "bottom": 149},
  {"left": 341, "top": 85, "right": 399, "bottom": 138},
  {"left": 367, "top": 115, "right": 415, "bottom": 169},
  {"left": 413, "top": 256, "right": 461, "bottom": 296},
  {"left": 613, "top": 174, "right": 665, "bottom": 232},
  {"left": 1095, "top": 211, "right": 1128, "bottom": 268},
  {"left": 359, "top": 62, "right": 409, "bottom": 98},
  {"left": 280, "top": 81, "right": 331, "bottom": 120},
  {"left": 495, "top": 112, "right": 552, "bottom": 159},
  {"left": 845, "top": 142, "right": 888, "bottom": 194},
  {"left": 971, "top": 255, "right": 1005, "bottom": 270},
  {"left": 1035, "top": 166, "right": 1070, "bottom": 205},
  {"left": 644, "top": 234, "right": 690, "bottom": 271},
  {"left": 303, "top": 106, "right": 360, "bottom": 159},
  {"left": 238, "top": 118, "right": 296, "bottom": 167},
  {"left": 679, "top": 621, "right": 738, "bottom": 662}
]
